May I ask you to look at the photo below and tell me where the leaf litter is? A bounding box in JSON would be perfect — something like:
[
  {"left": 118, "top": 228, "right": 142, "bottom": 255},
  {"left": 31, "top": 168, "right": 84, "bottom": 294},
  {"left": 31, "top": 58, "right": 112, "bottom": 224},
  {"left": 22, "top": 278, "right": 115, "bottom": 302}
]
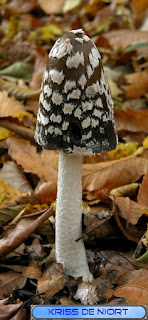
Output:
[{"left": 0, "top": 0, "right": 148, "bottom": 317}]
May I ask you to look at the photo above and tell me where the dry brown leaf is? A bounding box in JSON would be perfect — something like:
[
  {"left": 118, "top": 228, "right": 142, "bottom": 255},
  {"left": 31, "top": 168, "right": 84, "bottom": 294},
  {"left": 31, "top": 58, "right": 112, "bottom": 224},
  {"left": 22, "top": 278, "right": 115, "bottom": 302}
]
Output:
[
  {"left": 137, "top": 171, "right": 148, "bottom": 207},
  {"left": 60, "top": 297, "right": 78, "bottom": 305},
  {"left": 104, "top": 30, "right": 148, "bottom": 50},
  {"left": 114, "top": 109, "right": 148, "bottom": 133},
  {"left": 106, "top": 268, "right": 148, "bottom": 305},
  {"left": 0, "top": 207, "right": 54, "bottom": 257},
  {"left": 30, "top": 48, "right": 48, "bottom": 90},
  {"left": 38, "top": 263, "right": 66, "bottom": 297},
  {"left": 0, "top": 271, "right": 26, "bottom": 296},
  {"left": 0, "top": 298, "right": 23, "bottom": 320},
  {"left": 0, "top": 78, "right": 40, "bottom": 100},
  {"left": 7, "top": 137, "right": 58, "bottom": 183},
  {"left": 114, "top": 196, "right": 144, "bottom": 225},
  {"left": 8, "top": 0, "right": 36, "bottom": 14},
  {"left": 131, "top": 0, "right": 148, "bottom": 26},
  {"left": 82, "top": 156, "right": 148, "bottom": 193},
  {"left": 23, "top": 265, "right": 42, "bottom": 280},
  {"left": 0, "top": 161, "right": 32, "bottom": 194},
  {"left": 0, "top": 205, "right": 25, "bottom": 227},
  {"left": 0, "top": 92, "right": 24, "bottom": 117},
  {"left": 123, "top": 70, "right": 148, "bottom": 99},
  {"left": 11, "top": 308, "right": 26, "bottom": 320},
  {"left": 25, "top": 237, "right": 45, "bottom": 259},
  {"left": 34, "top": 181, "right": 57, "bottom": 203},
  {"left": 84, "top": 212, "right": 117, "bottom": 241},
  {"left": 37, "top": 0, "right": 65, "bottom": 14},
  {"left": 107, "top": 78, "right": 123, "bottom": 99}
]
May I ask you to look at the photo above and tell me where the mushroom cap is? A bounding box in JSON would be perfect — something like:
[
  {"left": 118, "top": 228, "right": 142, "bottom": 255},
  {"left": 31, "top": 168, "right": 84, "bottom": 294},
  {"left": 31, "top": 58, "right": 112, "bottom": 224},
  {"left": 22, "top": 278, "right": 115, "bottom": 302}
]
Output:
[{"left": 35, "top": 29, "right": 118, "bottom": 156}]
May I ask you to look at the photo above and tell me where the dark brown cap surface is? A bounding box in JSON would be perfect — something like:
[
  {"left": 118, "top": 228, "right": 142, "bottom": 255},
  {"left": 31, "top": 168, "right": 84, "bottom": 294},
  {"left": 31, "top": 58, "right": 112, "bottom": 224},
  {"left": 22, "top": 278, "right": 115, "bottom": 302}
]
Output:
[{"left": 35, "top": 29, "right": 118, "bottom": 155}]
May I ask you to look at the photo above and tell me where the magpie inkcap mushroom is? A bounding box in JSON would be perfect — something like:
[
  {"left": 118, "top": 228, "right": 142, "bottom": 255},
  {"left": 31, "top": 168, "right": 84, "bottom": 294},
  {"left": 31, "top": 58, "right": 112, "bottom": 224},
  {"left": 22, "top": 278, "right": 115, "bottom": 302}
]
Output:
[{"left": 35, "top": 29, "right": 118, "bottom": 282}]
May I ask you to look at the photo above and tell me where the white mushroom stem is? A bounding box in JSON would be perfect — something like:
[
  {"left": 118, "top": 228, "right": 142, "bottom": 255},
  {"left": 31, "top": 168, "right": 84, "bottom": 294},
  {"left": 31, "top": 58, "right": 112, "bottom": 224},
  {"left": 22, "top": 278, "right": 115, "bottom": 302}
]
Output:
[{"left": 55, "top": 150, "right": 93, "bottom": 282}]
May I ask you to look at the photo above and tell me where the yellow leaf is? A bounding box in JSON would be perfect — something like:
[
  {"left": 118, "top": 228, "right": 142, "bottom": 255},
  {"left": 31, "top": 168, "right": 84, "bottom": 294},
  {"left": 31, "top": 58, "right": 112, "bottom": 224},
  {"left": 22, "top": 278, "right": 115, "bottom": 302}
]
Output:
[
  {"left": 110, "top": 183, "right": 139, "bottom": 197},
  {"left": 108, "top": 142, "right": 139, "bottom": 160},
  {"left": 0, "top": 126, "right": 14, "bottom": 141},
  {"left": 0, "top": 179, "right": 26, "bottom": 209},
  {"left": 12, "top": 111, "right": 33, "bottom": 122},
  {"left": 51, "top": 201, "right": 56, "bottom": 211},
  {"left": 0, "top": 184, "right": 5, "bottom": 204},
  {"left": 29, "top": 25, "right": 62, "bottom": 44},
  {"left": 143, "top": 136, "right": 148, "bottom": 150},
  {"left": 3, "top": 16, "right": 20, "bottom": 42}
]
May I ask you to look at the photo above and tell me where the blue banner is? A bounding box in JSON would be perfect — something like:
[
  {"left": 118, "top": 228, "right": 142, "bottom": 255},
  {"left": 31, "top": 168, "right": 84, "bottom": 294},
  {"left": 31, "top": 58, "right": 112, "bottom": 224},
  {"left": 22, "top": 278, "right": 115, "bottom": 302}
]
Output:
[{"left": 31, "top": 305, "right": 146, "bottom": 319}]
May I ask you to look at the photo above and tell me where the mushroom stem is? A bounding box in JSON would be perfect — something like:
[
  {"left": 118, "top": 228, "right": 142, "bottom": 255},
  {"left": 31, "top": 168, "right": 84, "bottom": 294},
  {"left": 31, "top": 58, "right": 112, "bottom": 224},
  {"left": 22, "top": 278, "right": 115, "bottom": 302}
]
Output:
[{"left": 56, "top": 150, "right": 93, "bottom": 282}]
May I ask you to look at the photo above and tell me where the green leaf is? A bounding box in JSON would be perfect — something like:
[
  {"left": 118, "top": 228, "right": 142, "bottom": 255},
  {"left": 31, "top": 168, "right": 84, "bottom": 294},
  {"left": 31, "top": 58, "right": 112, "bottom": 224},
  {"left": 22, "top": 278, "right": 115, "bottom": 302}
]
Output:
[
  {"left": 0, "top": 61, "right": 33, "bottom": 79},
  {"left": 125, "top": 42, "right": 148, "bottom": 52},
  {"left": 136, "top": 250, "right": 148, "bottom": 264}
]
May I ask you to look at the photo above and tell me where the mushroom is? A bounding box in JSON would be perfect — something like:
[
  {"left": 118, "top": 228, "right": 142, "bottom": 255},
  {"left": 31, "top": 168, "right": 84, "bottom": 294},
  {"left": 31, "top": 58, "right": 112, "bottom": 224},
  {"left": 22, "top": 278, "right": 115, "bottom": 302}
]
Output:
[{"left": 35, "top": 29, "right": 118, "bottom": 282}]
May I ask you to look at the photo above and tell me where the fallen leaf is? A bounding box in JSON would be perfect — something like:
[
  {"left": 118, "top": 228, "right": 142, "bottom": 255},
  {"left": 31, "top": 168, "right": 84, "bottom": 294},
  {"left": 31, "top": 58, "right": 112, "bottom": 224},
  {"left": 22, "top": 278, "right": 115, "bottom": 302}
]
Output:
[
  {"left": 0, "top": 91, "right": 24, "bottom": 117},
  {"left": 0, "top": 205, "right": 25, "bottom": 227},
  {"left": 60, "top": 297, "right": 77, "bottom": 305},
  {"left": 37, "top": 0, "right": 65, "bottom": 14},
  {"left": 0, "top": 271, "right": 26, "bottom": 296},
  {"left": 7, "top": 137, "right": 59, "bottom": 183},
  {"left": 0, "top": 298, "right": 23, "bottom": 320},
  {"left": 8, "top": 0, "right": 36, "bottom": 14},
  {"left": 34, "top": 181, "right": 57, "bottom": 203},
  {"left": 137, "top": 171, "right": 148, "bottom": 207},
  {"left": 30, "top": 48, "right": 47, "bottom": 90},
  {"left": 0, "top": 61, "right": 33, "bottom": 79},
  {"left": 107, "top": 77, "right": 123, "bottom": 99},
  {"left": 11, "top": 307, "right": 26, "bottom": 320},
  {"left": 82, "top": 156, "right": 148, "bottom": 193},
  {"left": 0, "top": 206, "right": 54, "bottom": 257},
  {"left": 104, "top": 30, "right": 148, "bottom": 50},
  {"left": 106, "top": 268, "right": 148, "bottom": 305},
  {"left": 0, "top": 126, "right": 14, "bottom": 140},
  {"left": 114, "top": 196, "right": 144, "bottom": 225},
  {"left": 0, "top": 78, "right": 40, "bottom": 100},
  {"left": 63, "top": 0, "right": 82, "bottom": 13},
  {"left": 38, "top": 263, "right": 66, "bottom": 297},
  {"left": 131, "top": 0, "right": 148, "bottom": 26},
  {"left": 110, "top": 183, "right": 139, "bottom": 197},
  {"left": 114, "top": 109, "right": 148, "bottom": 133},
  {"left": 123, "top": 70, "right": 148, "bottom": 99},
  {"left": 0, "top": 179, "right": 27, "bottom": 209},
  {"left": 29, "top": 25, "right": 62, "bottom": 44},
  {"left": 125, "top": 42, "right": 148, "bottom": 52},
  {"left": 23, "top": 265, "right": 42, "bottom": 280},
  {"left": 108, "top": 142, "right": 139, "bottom": 160},
  {"left": 0, "top": 119, "right": 34, "bottom": 142},
  {"left": 0, "top": 161, "right": 32, "bottom": 194},
  {"left": 25, "top": 237, "right": 45, "bottom": 259}
]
